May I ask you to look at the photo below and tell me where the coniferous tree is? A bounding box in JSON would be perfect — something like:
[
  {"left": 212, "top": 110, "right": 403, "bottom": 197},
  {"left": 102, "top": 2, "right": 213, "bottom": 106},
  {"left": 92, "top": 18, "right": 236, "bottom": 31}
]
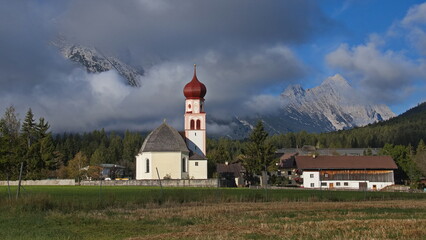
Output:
[
  {"left": 21, "top": 108, "right": 36, "bottom": 148},
  {"left": 36, "top": 117, "right": 50, "bottom": 139},
  {"left": 0, "top": 106, "right": 21, "bottom": 179},
  {"left": 90, "top": 144, "right": 108, "bottom": 165},
  {"left": 242, "top": 121, "right": 276, "bottom": 178},
  {"left": 381, "top": 144, "right": 421, "bottom": 185},
  {"left": 414, "top": 139, "right": 426, "bottom": 177}
]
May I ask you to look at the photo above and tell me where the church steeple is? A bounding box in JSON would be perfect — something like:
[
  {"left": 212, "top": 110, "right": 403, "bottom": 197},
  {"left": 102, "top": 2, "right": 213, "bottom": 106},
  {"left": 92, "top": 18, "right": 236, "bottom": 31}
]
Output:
[{"left": 184, "top": 65, "right": 207, "bottom": 157}]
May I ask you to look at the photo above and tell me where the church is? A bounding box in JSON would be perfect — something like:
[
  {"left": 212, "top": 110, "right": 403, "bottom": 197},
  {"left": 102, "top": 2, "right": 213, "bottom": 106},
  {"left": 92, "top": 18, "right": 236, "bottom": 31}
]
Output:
[{"left": 135, "top": 65, "right": 208, "bottom": 180}]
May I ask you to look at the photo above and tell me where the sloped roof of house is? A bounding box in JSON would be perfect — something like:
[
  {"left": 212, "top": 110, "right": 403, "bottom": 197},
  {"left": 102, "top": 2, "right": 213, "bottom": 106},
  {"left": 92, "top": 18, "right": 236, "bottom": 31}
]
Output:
[
  {"left": 279, "top": 152, "right": 298, "bottom": 168},
  {"left": 295, "top": 155, "right": 398, "bottom": 170},
  {"left": 139, "top": 122, "right": 189, "bottom": 153},
  {"left": 217, "top": 162, "right": 246, "bottom": 177},
  {"left": 189, "top": 152, "right": 207, "bottom": 160}
]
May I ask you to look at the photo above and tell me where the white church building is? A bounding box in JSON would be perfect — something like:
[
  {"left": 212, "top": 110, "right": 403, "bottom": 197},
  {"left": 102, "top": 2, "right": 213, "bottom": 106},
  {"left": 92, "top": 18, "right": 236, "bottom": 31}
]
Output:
[{"left": 136, "top": 65, "right": 208, "bottom": 180}]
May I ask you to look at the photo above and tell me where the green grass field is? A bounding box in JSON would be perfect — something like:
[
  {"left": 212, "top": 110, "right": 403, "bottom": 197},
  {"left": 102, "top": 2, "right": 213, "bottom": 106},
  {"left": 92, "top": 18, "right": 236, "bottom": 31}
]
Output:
[{"left": 0, "top": 186, "right": 425, "bottom": 239}]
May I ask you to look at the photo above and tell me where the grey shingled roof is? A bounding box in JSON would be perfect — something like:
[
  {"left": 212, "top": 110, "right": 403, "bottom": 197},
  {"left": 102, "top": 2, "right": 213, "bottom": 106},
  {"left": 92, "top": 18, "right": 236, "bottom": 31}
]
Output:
[
  {"left": 189, "top": 152, "right": 207, "bottom": 160},
  {"left": 139, "top": 122, "right": 189, "bottom": 153}
]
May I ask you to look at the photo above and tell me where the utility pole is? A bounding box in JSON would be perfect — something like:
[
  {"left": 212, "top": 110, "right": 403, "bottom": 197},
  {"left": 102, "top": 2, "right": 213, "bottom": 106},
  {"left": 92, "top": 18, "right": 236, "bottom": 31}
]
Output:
[
  {"left": 16, "top": 162, "right": 23, "bottom": 199},
  {"left": 7, "top": 173, "right": 11, "bottom": 200},
  {"left": 156, "top": 167, "right": 164, "bottom": 200}
]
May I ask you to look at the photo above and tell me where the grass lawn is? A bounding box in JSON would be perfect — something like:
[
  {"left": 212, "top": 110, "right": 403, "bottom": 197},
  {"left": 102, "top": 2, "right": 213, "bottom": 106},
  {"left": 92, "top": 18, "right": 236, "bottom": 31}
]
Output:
[{"left": 0, "top": 186, "right": 425, "bottom": 239}]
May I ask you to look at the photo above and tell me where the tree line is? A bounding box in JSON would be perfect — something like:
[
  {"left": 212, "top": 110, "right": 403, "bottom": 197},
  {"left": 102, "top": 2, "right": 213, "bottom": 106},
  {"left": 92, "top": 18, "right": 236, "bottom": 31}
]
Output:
[
  {"left": 0, "top": 106, "right": 143, "bottom": 181},
  {"left": 1, "top": 102, "right": 425, "bottom": 185}
]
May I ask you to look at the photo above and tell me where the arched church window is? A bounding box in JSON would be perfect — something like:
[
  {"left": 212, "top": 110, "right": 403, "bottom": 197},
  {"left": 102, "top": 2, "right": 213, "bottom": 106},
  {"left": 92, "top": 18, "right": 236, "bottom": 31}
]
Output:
[
  {"left": 190, "top": 120, "right": 195, "bottom": 130},
  {"left": 146, "top": 159, "right": 150, "bottom": 173},
  {"left": 196, "top": 119, "right": 201, "bottom": 130},
  {"left": 182, "top": 158, "right": 186, "bottom": 172}
]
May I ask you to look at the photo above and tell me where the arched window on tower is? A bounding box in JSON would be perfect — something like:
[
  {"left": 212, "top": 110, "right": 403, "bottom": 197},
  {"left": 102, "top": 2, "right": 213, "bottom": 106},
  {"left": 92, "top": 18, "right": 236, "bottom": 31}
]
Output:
[
  {"left": 190, "top": 119, "right": 195, "bottom": 130},
  {"left": 196, "top": 119, "right": 201, "bottom": 130},
  {"left": 146, "top": 159, "right": 150, "bottom": 173}
]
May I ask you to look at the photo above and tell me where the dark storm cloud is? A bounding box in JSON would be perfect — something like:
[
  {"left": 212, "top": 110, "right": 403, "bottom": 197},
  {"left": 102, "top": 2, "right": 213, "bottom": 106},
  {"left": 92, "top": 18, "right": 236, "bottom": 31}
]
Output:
[
  {"left": 59, "top": 0, "right": 331, "bottom": 63},
  {"left": 0, "top": 0, "right": 334, "bottom": 132},
  {"left": 0, "top": 1, "right": 74, "bottom": 91}
]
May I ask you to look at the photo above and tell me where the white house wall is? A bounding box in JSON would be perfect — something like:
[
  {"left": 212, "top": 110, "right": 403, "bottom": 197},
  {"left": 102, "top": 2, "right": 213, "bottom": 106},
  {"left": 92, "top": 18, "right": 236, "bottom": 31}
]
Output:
[
  {"left": 136, "top": 152, "right": 152, "bottom": 180},
  {"left": 302, "top": 171, "right": 320, "bottom": 188},
  {"left": 188, "top": 159, "right": 207, "bottom": 179},
  {"left": 302, "top": 171, "right": 394, "bottom": 190},
  {"left": 185, "top": 130, "right": 205, "bottom": 156},
  {"left": 136, "top": 152, "right": 189, "bottom": 180}
]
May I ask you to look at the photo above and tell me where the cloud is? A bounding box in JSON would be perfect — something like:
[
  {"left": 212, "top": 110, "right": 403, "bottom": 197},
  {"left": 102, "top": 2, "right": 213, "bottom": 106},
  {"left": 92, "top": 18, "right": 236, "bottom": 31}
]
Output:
[
  {"left": 0, "top": 1, "right": 334, "bottom": 133},
  {"left": 326, "top": 2, "right": 426, "bottom": 105},
  {"left": 400, "top": 2, "right": 426, "bottom": 55},
  {"left": 242, "top": 95, "right": 282, "bottom": 115},
  {"left": 326, "top": 37, "right": 423, "bottom": 104},
  {"left": 58, "top": 0, "right": 331, "bottom": 63}
]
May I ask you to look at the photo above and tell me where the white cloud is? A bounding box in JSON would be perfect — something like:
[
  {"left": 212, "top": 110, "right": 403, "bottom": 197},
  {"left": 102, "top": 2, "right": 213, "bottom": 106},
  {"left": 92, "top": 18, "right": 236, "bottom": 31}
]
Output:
[
  {"left": 243, "top": 95, "right": 282, "bottom": 115},
  {"left": 326, "top": 2, "right": 426, "bottom": 105},
  {"left": 391, "top": 2, "right": 426, "bottom": 55},
  {"left": 326, "top": 39, "right": 423, "bottom": 104}
]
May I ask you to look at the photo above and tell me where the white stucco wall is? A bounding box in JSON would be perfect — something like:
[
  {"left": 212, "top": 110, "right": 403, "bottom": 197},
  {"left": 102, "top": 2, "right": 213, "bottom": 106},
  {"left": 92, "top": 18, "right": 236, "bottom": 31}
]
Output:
[
  {"left": 317, "top": 180, "right": 394, "bottom": 190},
  {"left": 136, "top": 152, "right": 189, "bottom": 180},
  {"left": 136, "top": 152, "right": 152, "bottom": 180},
  {"left": 188, "top": 159, "right": 207, "bottom": 179},
  {"left": 185, "top": 130, "right": 205, "bottom": 156},
  {"left": 302, "top": 171, "right": 320, "bottom": 188},
  {"left": 302, "top": 171, "right": 394, "bottom": 190}
]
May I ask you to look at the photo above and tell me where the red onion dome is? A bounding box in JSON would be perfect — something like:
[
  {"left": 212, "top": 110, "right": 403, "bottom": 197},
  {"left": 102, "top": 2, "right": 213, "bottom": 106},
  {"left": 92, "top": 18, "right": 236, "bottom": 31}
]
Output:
[{"left": 183, "top": 64, "right": 207, "bottom": 99}]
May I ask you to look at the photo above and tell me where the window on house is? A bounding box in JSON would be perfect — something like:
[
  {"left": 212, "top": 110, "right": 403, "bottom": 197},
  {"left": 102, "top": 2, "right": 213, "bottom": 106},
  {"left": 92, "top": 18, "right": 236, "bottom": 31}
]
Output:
[
  {"left": 336, "top": 182, "right": 341, "bottom": 186},
  {"left": 196, "top": 119, "right": 201, "bottom": 130},
  {"left": 310, "top": 183, "right": 314, "bottom": 187},
  {"left": 344, "top": 182, "right": 348, "bottom": 186},
  {"left": 182, "top": 158, "right": 186, "bottom": 172},
  {"left": 195, "top": 162, "right": 199, "bottom": 166},
  {"left": 310, "top": 174, "right": 314, "bottom": 178},
  {"left": 146, "top": 159, "right": 150, "bottom": 173},
  {"left": 321, "top": 182, "right": 327, "bottom": 187},
  {"left": 324, "top": 173, "right": 329, "bottom": 177}
]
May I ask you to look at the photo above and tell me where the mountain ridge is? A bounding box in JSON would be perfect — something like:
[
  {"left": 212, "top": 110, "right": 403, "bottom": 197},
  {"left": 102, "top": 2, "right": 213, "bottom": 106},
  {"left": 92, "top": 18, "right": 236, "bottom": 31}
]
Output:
[
  {"left": 219, "top": 74, "right": 395, "bottom": 138},
  {"left": 51, "top": 37, "right": 143, "bottom": 87}
]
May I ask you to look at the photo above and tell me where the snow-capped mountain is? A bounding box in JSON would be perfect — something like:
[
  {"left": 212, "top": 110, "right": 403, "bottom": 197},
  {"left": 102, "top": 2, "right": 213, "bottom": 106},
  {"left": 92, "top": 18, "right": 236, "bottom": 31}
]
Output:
[
  {"left": 52, "top": 38, "right": 142, "bottom": 87},
  {"left": 281, "top": 74, "right": 395, "bottom": 130},
  {"left": 217, "top": 74, "right": 395, "bottom": 138}
]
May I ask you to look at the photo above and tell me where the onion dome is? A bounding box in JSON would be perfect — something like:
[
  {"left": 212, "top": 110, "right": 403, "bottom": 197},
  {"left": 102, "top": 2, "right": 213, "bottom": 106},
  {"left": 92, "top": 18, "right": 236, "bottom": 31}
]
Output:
[{"left": 183, "top": 64, "right": 207, "bottom": 99}]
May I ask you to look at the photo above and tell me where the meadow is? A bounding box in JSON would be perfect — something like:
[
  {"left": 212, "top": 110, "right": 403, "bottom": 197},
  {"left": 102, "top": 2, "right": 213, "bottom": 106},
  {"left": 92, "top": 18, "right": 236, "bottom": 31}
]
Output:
[{"left": 0, "top": 186, "right": 425, "bottom": 239}]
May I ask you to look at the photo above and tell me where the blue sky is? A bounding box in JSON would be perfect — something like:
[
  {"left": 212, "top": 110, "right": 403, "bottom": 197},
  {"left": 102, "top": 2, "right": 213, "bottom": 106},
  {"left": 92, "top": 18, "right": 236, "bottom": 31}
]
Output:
[
  {"left": 0, "top": 0, "right": 425, "bottom": 132},
  {"left": 305, "top": 0, "right": 426, "bottom": 114}
]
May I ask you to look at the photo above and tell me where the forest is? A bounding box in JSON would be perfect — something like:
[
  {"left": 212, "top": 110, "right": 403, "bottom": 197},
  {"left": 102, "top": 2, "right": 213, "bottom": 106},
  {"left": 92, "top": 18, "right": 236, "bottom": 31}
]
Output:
[{"left": 0, "top": 102, "right": 425, "bottom": 185}]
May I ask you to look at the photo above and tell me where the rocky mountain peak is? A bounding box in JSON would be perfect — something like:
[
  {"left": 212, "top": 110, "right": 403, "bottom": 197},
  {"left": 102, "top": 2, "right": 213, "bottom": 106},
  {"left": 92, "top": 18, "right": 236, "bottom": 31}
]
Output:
[
  {"left": 322, "top": 74, "right": 350, "bottom": 86},
  {"left": 282, "top": 84, "right": 305, "bottom": 97},
  {"left": 51, "top": 37, "right": 143, "bottom": 87}
]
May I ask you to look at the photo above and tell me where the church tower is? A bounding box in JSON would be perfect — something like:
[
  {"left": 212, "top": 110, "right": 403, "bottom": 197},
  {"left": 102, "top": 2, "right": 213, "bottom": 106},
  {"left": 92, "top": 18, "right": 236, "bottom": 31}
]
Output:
[{"left": 183, "top": 64, "right": 207, "bottom": 157}]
